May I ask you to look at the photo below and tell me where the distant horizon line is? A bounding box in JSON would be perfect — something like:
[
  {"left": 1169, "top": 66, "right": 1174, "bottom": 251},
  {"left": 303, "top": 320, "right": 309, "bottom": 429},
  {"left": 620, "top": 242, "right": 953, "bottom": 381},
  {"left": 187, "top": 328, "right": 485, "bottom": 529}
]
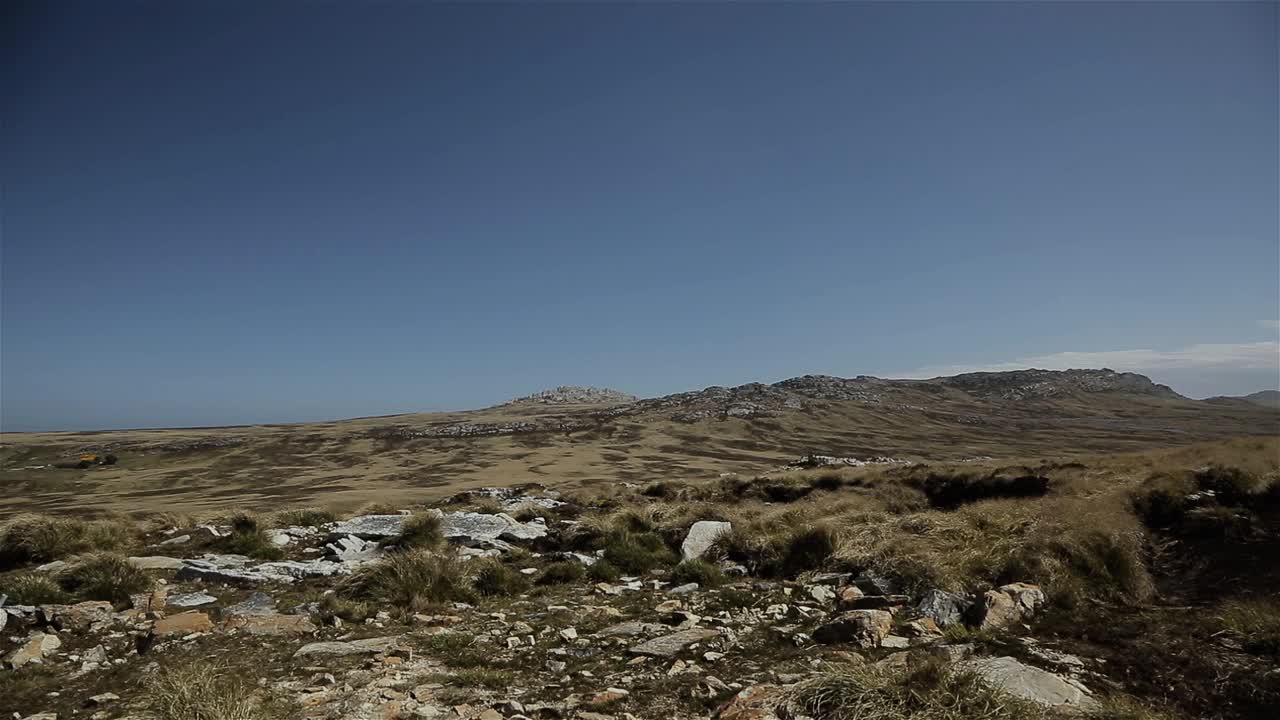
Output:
[{"left": 3, "top": 367, "right": 1275, "bottom": 435}]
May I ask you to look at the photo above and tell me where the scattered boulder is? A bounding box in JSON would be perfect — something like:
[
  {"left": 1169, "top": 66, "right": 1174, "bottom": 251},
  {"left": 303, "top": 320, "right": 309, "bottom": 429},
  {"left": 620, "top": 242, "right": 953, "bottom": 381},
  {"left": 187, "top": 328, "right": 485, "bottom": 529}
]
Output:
[
  {"left": 328, "top": 514, "right": 407, "bottom": 539},
  {"left": 964, "top": 656, "right": 1099, "bottom": 711},
  {"left": 917, "top": 589, "right": 971, "bottom": 628},
  {"left": 971, "top": 583, "right": 1045, "bottom": 630},
  {"left": 7, "top": 632, "right": 62, "bottom": 669},
  {"left": 40, "top": 601, "right": 114, "bottom": 632},
  {"left": 681, "top": 521, "right": 732, "bottom": 561},
  {"left": 152, "top": 611, "right": 214, "bottom": 636},
  {"left": 717, "top": 684, "right": 782, "bottom": 720},
  {"left": 628, "top": 628, "right": 719, "bottom": 657},
  {"left": 813, "top": 610, "right": 893, "bottom": 648},
  {"left": 128, "top": 556, "right": 186, "bottom": 571}
]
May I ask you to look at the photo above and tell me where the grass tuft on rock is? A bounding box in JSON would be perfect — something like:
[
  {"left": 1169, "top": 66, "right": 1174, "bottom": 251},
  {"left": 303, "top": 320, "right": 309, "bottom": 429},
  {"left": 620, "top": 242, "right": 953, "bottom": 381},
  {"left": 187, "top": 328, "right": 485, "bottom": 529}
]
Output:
[
  {"left": 339, "top": 549, "right": 475, "bottom": 610},
  {"left": 393, "top": 512, "right": 445, "bottom": 549},
  {"left": 55, "top": 552, "right": 151, "bottom": 605},
  {"left": 219, "top": 512, "right": 284, "bottom": 561}
]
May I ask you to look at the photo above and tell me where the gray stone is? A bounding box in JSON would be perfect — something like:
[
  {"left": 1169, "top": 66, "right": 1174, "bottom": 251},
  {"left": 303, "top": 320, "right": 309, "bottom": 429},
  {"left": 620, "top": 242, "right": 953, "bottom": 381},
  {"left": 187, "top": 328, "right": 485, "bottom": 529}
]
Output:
[
  {"left": 294, "top": 636, "right": 401, "bottom": 657},
  {"left": 852, "top": 572, "right": 895, "bottom": 596},
  {"left": 965, "top": 656, "right": 1098, "bottom": 710},
  {"left": 438, "top": 511, "right": 548, "bottom": 544},
  {"left": 627, "top": 628, "right": 719, "bottom": 657},
  {"left": 224, "top": 591, "right": 276, "bottom": 616},
  {"left": 680, "top": 521, "right": 732, "bottom": 561},
  {"left": 35, "top": 560, "right": 68, "bottom": 573},
  {"left": 881, "top": 635, "right": 910, "bottom": 649},
  {"left": 326, "top": 534, "right": 381, "bottom": 562},
  {"left": 158, "top": 534, "right": 191, "bottom": 546},
  {"left": 669, "top": 583, "right": 699, "bottom": 594},
  {"left": 127, "top": 556, "right": 186, "bottom": 571},
  {"left": 328, "top": 514, "right": 407, "bottom": 539},
  {"left": 167, "top": 592, "right": 218, "bottom": 608},
  {"left": 917, "top": 589, "right": 971, "bottom": 628}
]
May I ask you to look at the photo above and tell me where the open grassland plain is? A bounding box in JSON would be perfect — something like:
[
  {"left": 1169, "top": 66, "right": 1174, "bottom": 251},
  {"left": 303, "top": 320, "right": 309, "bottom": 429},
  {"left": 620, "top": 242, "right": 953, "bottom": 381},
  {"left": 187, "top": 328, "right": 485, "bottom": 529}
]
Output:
[{"left": 1, "top": 429, "right": 1278, "bottom": 719}]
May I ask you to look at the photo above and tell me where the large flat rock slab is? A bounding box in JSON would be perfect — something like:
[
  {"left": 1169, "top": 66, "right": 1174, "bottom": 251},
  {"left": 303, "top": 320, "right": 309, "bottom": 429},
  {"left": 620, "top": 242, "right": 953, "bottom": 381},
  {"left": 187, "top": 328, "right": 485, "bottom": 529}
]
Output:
[
  {"left": 627, "top": 628, "right": 719, "bottom": 657},
  {"left": 965, "top": 656, "right": 1098, "bottom": 711},
  {"left": 294, "top": 636, "right": 401, "bottom": 657}
]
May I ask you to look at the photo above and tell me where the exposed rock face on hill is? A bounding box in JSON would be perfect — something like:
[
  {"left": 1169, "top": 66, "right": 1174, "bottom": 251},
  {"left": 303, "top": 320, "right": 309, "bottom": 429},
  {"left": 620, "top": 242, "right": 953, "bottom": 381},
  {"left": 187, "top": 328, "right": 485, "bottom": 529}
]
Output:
[
  {"left": 936, "top": 369, "right": 1183, "bottom": 401},
  {"left": 511, "top": 386, "right": 638, "bottom": 405}
]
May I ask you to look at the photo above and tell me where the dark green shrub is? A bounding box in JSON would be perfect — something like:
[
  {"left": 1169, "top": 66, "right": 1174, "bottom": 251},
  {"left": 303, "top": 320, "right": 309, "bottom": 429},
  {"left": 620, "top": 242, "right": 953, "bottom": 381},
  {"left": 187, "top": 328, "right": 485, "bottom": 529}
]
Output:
[
  {"left": 781, "top": 525, "right": 837, "bottom": 575},
  {"left": 219, "top": 512, "right": 284, "bottom": 561},
  {"left": 600, "top": 530, "right": 677, "bottom": 574},
  {"left": 536, "top": 561, "right": 586, "bottom": 585},
  {"left": 473, "top": 559, "right": 530, "bottom": 596},
  {"left": 587, "top": 559, "right": 621, "bottom": 582},
  {"left": 670, "top": 559, "right": 726, "bottom": 588}
]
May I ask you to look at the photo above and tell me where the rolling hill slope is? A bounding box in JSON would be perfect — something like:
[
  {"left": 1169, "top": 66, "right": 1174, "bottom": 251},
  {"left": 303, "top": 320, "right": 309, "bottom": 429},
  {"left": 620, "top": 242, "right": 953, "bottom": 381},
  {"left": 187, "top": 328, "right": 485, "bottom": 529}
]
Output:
[{"left": 2, "top": 369, "right": 1276, "bottom": 515}]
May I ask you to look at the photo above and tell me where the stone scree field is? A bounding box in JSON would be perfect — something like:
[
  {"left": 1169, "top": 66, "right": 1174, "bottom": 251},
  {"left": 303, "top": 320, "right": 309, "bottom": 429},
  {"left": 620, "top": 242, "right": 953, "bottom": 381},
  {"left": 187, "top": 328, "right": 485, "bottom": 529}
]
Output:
[{"left": 1, "top": 437, "right": 1278, "bottom": 720}]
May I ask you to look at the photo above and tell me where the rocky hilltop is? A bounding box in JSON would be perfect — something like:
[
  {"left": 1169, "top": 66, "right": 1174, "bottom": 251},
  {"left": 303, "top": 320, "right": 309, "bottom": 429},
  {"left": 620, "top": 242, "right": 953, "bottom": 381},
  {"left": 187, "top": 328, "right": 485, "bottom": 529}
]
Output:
[
  {"left": 510, "top": 386, "right": 638, "bottom": 405},
  {"left": 935, "top": 368, "right": 1184, "bottom": 401}
]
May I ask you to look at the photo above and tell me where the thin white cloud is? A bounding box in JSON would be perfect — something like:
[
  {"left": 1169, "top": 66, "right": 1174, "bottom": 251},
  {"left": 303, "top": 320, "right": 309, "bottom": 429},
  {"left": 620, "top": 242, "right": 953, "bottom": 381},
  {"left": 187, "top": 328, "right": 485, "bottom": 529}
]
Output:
[
  {"left": 1261, "top": 320, "right": 1280, "bottom": 330},
  {"left": 901, "top": 341, "right": 1280, "bottom": 379}
]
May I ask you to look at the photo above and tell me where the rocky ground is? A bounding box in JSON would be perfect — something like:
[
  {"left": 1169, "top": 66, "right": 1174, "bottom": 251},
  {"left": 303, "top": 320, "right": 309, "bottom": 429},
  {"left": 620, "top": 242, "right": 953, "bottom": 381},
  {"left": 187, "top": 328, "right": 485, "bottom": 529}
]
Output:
[{"left": 2, "top": 439, "right": 1278, "bottom": 720}]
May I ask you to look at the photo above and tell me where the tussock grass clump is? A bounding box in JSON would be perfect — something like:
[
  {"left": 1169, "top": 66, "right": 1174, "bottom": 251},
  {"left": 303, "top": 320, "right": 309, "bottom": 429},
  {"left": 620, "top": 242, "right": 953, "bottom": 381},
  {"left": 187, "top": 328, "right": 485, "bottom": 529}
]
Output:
[
  {"left": 146, "top": 663, "right": 273, "bottom": 720},
  {"left": 394, "top": 512, "right": 444, "bottom": 549},
  {"left": 55, "top": 552, "right": 151, "bottom": 605},
  {"left": 1217, "top": 598, "right": 1280, "bottom": 656},
  {"left": 670, "top": 559, "right": 725, "bottom": 588},
  {"left": 219, "top": 512, "right": 284, "bottom": 561},
  {"left": 339, "top": 549, "right": 475, "bottom": 610},
  {"left": 0, "top": 514, "right": 138, "bottom": 569},
  {"left": 537, "top": 561, "right": 587, "bottom": 585},
  {"left": 1004, "top": 525, "right": 1153, "bottom": 606},
  {"left": 270, "top": 507, "right": 336, "bottom": 528},
  {"left": 712, "top": 523, "right": 836, "bottom": 577},
  {"left": 787, "top": 657, "right": 1047, "bottom": 720},
  {"left": 0, "top": 573, "right": 72, "bottom": 605},
  {"left": 472, "top": 558, "right": 530, "bottom": 596},
  {"left": 601, "top": 530, "right": 678, "bottom": 574}
]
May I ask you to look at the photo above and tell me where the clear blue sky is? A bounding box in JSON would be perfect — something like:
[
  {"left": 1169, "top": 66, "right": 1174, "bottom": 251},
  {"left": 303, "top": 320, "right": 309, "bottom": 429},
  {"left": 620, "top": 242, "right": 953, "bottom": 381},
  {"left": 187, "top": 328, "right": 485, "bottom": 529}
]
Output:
[{"left": 3, "top": 1, "right": 1277, "bottom": 431}]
